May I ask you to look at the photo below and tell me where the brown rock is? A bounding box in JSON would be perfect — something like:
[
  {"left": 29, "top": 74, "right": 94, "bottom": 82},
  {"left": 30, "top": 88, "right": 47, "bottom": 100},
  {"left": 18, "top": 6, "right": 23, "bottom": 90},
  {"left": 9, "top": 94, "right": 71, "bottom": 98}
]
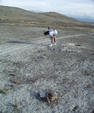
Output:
[{"left": 37, "top": 89, "right": 58, "bottom": 103}]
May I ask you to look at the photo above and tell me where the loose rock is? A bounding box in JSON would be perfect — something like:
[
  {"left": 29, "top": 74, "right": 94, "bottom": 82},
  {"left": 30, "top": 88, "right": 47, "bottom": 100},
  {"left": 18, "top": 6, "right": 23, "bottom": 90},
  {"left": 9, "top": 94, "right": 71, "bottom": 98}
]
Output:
[{"left": 36, "top": 89, "right": 58, "bottom": 103}]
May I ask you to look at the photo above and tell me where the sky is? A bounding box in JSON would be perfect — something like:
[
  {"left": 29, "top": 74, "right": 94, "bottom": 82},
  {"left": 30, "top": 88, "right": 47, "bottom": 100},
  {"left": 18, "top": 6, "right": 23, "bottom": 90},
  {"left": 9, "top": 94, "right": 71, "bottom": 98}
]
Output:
[{"left": 0, "top": 0, "right": 94, "bottom": 20}]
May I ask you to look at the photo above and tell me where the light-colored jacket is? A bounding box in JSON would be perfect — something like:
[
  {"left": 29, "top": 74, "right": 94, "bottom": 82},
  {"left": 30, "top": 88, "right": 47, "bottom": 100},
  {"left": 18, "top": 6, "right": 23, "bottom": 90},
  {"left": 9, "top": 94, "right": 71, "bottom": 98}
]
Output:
[
  {"left": 53, "top": 29, "right": 58, "bottom": 36},
  {"left": 49, "top": 29, "right": 58, "bottom": 37}
]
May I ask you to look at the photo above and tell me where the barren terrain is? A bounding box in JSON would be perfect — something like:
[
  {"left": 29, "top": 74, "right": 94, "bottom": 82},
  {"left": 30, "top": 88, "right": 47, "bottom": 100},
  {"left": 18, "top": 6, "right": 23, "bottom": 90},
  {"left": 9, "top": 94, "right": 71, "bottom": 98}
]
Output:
[{"left": 0, "top": 25, "right": 94, "bottom": 113}]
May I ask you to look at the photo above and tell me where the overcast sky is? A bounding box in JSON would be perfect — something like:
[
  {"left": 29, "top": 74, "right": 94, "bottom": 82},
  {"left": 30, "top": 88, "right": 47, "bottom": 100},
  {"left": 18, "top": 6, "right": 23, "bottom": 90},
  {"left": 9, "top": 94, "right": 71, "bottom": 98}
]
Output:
[{"left": 0, "top": 0, "right": 94, "bottom": 18}]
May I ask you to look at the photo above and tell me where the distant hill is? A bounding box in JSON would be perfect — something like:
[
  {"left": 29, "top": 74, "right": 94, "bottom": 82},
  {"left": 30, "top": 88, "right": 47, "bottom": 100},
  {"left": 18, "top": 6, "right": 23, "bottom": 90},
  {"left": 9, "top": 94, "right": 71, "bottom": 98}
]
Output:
[
  {"left": 0, "top": 5, "right": 94, "bottom": 29},
  {"left": 77, "top": 17, "right": 94, "bottom": 23}
]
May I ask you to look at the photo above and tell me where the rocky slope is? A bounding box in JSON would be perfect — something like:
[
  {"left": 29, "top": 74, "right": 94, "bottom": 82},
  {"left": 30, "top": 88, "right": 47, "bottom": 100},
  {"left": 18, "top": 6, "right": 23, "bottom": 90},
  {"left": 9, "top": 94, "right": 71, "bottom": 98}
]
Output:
[{"left": 0, "top": 26, "right": 94, "bottom": 113}]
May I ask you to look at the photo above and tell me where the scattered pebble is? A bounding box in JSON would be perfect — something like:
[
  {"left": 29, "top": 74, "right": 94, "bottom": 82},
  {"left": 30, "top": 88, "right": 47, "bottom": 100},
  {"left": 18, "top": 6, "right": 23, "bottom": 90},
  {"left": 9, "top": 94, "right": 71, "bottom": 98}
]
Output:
[
  {"left": 0, "top": 88, "right": 10, "bottom": 94},
  {"left": 13, "top": 80, "right": 20, "bottom": 84},
  {"left": 9, "top": 73, "right": 16, "bottom": 76},
  {"left": 72, "top": 105, "right": 78, "bottom": 111}
]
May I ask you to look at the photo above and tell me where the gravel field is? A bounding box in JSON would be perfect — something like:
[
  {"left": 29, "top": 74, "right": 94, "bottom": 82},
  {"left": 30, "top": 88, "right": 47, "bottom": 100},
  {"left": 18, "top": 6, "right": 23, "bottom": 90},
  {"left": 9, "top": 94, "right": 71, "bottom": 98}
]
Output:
[{"left": 0, "top": 25, "right": 94, "bottom": 113}]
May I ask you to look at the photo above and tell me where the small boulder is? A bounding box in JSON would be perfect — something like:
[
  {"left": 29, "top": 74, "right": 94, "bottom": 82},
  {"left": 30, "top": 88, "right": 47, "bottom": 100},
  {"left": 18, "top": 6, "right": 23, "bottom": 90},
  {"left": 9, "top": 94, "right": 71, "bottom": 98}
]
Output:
[{"left": 36, "top": 89, "right": 58, "bottom": 103}]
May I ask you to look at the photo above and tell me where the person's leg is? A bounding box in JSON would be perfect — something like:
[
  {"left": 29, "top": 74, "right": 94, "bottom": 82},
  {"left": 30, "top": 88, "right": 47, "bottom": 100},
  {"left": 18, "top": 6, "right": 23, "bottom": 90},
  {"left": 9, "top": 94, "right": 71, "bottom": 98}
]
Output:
[
  {"left": 53, "top": 35, "right": 56, "bottom": 45},
  {"left": 51, "top": 36, "right": 54, "bottom": 44},
  {"left": 49, "top": 36, "right": 53, "bottom": 47},
  {"left": 53, "top": 36, "right": 56, "bottom": 43}
]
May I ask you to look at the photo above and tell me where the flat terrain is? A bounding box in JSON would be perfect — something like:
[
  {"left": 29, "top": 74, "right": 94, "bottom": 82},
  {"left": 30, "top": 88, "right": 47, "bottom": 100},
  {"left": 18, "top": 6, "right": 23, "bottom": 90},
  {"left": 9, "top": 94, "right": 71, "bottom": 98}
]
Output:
[{"left": 0, "top": 25, "right": 94, "bottom": 113}]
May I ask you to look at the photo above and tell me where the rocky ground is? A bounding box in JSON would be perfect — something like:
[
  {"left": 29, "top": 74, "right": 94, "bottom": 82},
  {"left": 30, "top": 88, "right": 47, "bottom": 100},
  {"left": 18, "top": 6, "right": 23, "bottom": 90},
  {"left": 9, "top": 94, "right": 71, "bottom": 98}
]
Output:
[{"left": 0, "top": 25, "right": 94, "bottom": 113}]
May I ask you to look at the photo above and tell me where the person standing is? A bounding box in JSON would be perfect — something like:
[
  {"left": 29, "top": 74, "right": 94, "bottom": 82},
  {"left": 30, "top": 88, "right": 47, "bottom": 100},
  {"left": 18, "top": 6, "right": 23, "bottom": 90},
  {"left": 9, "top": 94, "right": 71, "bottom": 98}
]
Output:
[{"left": 48, "top": 27, "right": 58, "bottom": 47}]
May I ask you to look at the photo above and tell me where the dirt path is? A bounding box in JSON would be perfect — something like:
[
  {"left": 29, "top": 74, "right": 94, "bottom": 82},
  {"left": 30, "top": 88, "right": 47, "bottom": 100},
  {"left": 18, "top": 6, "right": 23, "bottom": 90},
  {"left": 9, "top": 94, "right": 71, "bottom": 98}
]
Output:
[{"left": 0, "top": 34, "right": 85, "bottom": 56}]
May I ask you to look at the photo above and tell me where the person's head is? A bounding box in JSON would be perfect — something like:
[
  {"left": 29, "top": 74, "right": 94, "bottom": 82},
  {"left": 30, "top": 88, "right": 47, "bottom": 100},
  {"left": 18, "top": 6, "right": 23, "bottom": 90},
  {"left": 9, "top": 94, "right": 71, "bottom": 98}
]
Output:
[{"left": 48, "top": 27, "right": 50, "bottom": 30}]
